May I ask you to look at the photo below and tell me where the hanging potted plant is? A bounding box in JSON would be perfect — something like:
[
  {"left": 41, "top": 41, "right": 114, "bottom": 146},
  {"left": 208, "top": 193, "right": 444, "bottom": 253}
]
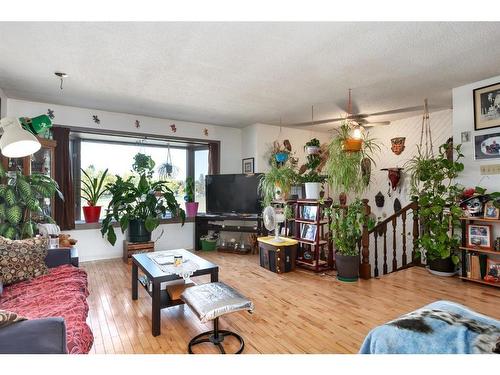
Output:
[
  {"left": 326, "top": 120, "right": 380, "bottom": 195},
  {"left": 304, "top": 138, "right": 321, "bottom": 155},
  {"left": 184, "top": 176, "right": 199, "bottom": 218},
  {"left": 81, "top": 168, "right": 108, "bottom": 223},
  {"left": 298, "top": 139, "right": 327, "bottom": 200},
  {"left": 406, "top": 144, "right": 465, "bottom": 275},
  {"left": 158, "top": 143, "right": 174, "bottom": 179},
  {"left": 101, "top": 153, "right": 185, "bottom": 245},
  {"left": 258, "top": 161, "right": 297, "bottom": 207},
  {"left": 330, "top": 199, "right": 374, "bottom": 281}
]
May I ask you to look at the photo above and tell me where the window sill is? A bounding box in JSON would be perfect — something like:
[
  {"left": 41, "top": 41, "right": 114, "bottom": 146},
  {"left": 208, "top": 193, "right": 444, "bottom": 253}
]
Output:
[{"left": 73, "top": 217, "right": 194, "bottom": 231}]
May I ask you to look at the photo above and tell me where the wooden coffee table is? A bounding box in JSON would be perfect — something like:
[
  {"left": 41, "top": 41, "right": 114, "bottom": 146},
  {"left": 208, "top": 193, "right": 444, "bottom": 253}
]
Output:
[{"left": 131, "top": 249, "right": 218, "bottom": 336}]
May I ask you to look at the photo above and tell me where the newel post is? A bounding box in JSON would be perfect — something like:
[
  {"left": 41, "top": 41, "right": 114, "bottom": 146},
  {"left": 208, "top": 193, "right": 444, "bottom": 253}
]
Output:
[{"left": 360, "top": 199, "right": 371, "bottom": 279}]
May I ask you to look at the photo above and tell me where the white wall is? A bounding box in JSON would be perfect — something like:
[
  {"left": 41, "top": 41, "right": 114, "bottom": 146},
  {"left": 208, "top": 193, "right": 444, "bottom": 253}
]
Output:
[
  {"left": 361, "top": 109, "right": 453, "bottom": 275},
  {"left": 6, "top": 98, "right": 242, "bottom": 174},
  {"left": 366, "top": 109, "right": 452, "bottom": 216},
  {"left": 453, "top": 74, "right": 500, "bottom": 192},
  {"left": 5, "top": 98, "right": 242, "bottom": 261},
  {"left": 0, "top": 88, "right": 7, "bottom": 117},
  {"left": 244, "top": 123, "right": 330, "bottom": 173}
]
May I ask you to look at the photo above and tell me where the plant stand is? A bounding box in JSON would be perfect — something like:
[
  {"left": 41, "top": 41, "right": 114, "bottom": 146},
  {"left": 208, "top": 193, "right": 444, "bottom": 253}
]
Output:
[{"left": 293, "top": 199, "right": 334, "bottom": 273}]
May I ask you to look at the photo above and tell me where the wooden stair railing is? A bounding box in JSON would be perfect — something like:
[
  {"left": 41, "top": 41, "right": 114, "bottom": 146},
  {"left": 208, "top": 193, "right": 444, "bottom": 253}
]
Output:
[{"left": 360, "top": 200, "right": 420, "bottom": 279}]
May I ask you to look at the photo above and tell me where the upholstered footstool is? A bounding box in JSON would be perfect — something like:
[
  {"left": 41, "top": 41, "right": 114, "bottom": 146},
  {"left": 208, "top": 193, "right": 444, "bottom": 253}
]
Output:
[{"left": 181, "top": 282, "right": 254, "bottom": 354}]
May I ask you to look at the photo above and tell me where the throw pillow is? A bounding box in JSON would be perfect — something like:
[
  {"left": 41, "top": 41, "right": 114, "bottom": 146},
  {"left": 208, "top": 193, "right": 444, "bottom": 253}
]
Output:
[
  {"left": 0, "top": 309, "right": 27, "bottom": 328},
  {"left": 0, "top": 236, "right": 48, "bottom": 286}
]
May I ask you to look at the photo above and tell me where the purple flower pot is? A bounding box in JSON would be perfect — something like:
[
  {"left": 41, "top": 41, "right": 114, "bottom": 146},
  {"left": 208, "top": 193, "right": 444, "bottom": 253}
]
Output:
[{"left": 185, "top": 202, "right": 199, "bottom": 218}]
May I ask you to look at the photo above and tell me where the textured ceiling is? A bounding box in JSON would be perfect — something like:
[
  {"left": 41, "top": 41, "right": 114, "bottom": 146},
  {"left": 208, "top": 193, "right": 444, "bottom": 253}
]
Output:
[{"left": 0, "top": 22, "right": 500, "bottom": 128}]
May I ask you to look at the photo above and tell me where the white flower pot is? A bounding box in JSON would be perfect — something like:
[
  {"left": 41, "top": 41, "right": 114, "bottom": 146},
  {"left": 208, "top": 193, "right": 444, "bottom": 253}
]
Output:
[{"left": 305, "top": 182, "right": 321, "bottom": 200}]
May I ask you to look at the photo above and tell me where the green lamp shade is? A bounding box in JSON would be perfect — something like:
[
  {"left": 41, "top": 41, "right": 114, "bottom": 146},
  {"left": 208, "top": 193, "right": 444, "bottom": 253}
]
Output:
[
  {"left": 0, "top": 117, "right": 41, "bottom": 157},
  {"left": 19, "top": 114, "right": 52, "bottom": 135}
]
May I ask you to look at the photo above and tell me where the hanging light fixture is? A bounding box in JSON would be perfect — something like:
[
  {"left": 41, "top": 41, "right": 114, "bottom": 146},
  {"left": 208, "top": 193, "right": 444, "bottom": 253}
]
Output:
[{"left": 0, "top": 117, "right": 41, "bottom": 157}]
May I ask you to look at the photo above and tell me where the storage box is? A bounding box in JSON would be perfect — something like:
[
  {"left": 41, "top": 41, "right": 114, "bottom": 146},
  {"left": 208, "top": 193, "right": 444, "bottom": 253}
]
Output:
[{"left": 257, "top": 236, "right": 298, "bottom": 274}]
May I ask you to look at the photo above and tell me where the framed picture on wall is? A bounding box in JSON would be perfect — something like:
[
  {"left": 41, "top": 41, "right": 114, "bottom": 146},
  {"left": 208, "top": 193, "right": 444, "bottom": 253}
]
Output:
[
  {"left": 242, "top": 157, "right": 254, "bottom": 174},
  {"left": 474, "top": 131, "right": 500, "bottom": 160},
  {"left": 473, "top": 82, "right": 500, "bottom": 130}
]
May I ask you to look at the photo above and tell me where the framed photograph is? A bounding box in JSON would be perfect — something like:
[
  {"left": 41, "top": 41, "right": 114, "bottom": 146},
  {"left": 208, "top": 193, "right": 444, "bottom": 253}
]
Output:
[
  {"left": 483, "top": 201, "right": 500, "bottom": 220},
  {"left": 474, "top": 132, "right": 500, "bottom": 160},
  {"left": 300, "top": 223, "right": 317, "bottom": 241},
  {"left": 474, "top": 82, "right": 500, "bottom": 131},
  {"left": 461, "top": 131, "right": 471, "bottom": 143},
  {"left": 466, "top": 224, "right": 493, "bottom": 250},
  {"left": 242, "top": 157, "right": 254, "bottom": 174},
  {"left": 484, "top": 258, "right": 500, "bottom": 283},
  {"left": 302, "top": 206, "right": 318, "bottom": 221}
]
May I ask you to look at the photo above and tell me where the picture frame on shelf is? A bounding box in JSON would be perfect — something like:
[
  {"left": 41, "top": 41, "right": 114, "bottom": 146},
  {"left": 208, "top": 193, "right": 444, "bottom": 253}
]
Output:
[
  {"left": 466, "top": 223, "right": 493, "bottom": 250},
  {"left": 300, "top": 223, "right": 317, "bottom": 241},
  {"left": 473, "top": 82, "right": 500, "bottom": 131},
  {"left": 242, "top": 157, "right": 255, "bottom": 174},
  {"left": 484, "top": 258, "right": 500, "bottom": 283},
  {"left": 302, "top": 205, "right": 318, "bottom": 221},
  {"left": 483, "top": 201, "right": 500, "bottom": 220},
  {"left": 474, "top": 132, "right": 500, "bottom": 160}
]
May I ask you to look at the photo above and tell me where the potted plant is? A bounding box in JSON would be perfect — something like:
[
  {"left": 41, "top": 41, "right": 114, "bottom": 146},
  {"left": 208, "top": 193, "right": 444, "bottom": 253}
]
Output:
[
  {"left": 258, "top": 161, "right": 297, "bottom": 207},
  {"left": 302, "top": 172, "right": 326, "bottom": 200},
  {"left": 330, "top": 199, "right": 373, "bottom": 281},
  {"left": 101, "top": 153, "right": 185, "bottom": 245},
  {"left": 184, "top": 176, "right": 199, "bottom": 217},
  {"left": 405, "top": 144, "right": 465, "bottom": 274},
  {"left": 81, "top": 168, "right": 108, "bottom": 223},
  {"left": 305, "top": 138, "right": 321, "bottom": 155},
  {"left": 326, "top": 120, "right": 380, "bottom": 195},
  {"left": 298, "top": 139, "right": 327, "bottom": 199},
  {"left": 0, "top": 166, "right": 63, "bottom": 239}
]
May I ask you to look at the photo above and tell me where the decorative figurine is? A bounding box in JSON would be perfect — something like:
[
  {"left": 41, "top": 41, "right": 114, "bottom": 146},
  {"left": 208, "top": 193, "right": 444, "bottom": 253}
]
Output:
[
  {"left": 375, "top": 191, "right": 385, "bottom": 208},
  {"left": 381, "top": 167, "right": 404, "bottom": 196},
  {"left": 394, "top": 198, "right": 402, "bottom": 213},
  {"left": 390, "top": 137, "right": 406, "bottom": 155},
  {"left": 170, "top": 123, "right": 177, "bottom": 133}
]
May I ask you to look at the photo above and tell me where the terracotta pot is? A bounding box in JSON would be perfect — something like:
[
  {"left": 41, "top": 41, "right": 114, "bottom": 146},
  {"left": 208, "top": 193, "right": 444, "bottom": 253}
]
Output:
[
  {"left": 82, "top": 206, "right": 101, "bottom": 223},
  {"left": 336, "top": 253, "right": 359, "bottom": 282},
  {"left": 185, "top": 202, "right": 199, "bottom": 218},
  {"left": 342, "top": 138, "right": 362, "bottom": 152}
]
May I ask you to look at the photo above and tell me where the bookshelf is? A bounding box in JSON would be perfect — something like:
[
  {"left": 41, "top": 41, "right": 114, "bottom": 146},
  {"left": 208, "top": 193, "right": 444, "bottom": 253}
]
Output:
[
  {"left": 293, "top": 198, "right": 334, "bottom": 272},
  {"left": 459, "top": 217, "right": 500, "bottom": 288}
]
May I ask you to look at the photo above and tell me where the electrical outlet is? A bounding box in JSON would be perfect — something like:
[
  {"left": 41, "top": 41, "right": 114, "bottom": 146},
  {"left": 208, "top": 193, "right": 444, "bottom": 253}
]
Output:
[{"left": 480, "top": 164, "right": 500, "bottom": 175}]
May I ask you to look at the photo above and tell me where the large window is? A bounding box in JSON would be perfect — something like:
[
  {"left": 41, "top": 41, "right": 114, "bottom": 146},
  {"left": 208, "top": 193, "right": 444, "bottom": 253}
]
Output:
[{"left": 72, "top": 132, "right": 211, "bottom": 222}]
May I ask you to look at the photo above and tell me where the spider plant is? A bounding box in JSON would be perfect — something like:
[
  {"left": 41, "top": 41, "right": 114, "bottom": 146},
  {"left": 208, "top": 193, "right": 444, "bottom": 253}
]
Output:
[
  {"left": 326, "top": 121, "right": 380, "bottom": 195},
  {"left": 258, "top": 160, "right": 297, "bottom": 207},
  {"left": 81, "top": 168, "right": 108, "bottom": 206}
]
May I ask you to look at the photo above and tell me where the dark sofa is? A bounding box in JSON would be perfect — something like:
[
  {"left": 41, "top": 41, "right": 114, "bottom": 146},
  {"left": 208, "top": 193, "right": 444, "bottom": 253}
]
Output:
[{"left": 0, "top": 248, "right": 93, "bottom": 354}]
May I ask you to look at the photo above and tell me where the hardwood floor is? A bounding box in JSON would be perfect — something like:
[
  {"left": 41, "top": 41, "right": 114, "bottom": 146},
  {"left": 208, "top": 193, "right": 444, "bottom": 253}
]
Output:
[{"left": 82, "top": 252, "right": 500, "bottom": 354}]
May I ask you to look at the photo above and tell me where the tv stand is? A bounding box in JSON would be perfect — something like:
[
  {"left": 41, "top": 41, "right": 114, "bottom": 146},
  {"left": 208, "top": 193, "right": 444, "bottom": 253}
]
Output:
[{"left": 194, "top": 213, "right": 266, "bottom": 251}]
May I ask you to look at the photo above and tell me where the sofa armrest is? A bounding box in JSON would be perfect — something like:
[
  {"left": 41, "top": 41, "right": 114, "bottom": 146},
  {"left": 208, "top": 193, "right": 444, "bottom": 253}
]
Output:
[
  {"left": 45, "top": 248, "right": 72, "bottom": 268},
  {"left": 0, "top": 317, "right": 67, "bottom": 354}
]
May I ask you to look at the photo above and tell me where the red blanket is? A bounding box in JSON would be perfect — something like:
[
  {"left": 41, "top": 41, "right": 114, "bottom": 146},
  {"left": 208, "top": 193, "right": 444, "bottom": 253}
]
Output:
[{"left": 0, "top": 265, "right": 93, "bottom": 354}]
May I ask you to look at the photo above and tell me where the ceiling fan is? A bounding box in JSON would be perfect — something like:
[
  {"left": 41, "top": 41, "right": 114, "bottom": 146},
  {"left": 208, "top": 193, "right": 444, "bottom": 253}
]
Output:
[{"left": 286, "top": 89, "right": 442, "bottom": 129}]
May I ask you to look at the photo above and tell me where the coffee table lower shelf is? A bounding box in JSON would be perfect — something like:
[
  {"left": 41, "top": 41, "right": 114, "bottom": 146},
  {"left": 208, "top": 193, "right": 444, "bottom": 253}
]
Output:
[{"left": 139, "top": 282, "right": 186, "bottom": 309}]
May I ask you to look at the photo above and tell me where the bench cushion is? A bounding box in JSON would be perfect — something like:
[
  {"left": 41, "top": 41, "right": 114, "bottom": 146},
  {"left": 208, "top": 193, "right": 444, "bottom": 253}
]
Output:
[{"left": 181, "top": 282, "right": 253, "bottom": 323}]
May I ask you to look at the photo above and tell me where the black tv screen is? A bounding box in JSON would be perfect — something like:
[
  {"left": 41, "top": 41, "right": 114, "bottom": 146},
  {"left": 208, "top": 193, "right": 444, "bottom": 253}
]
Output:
[{"left": 206, "top": 173, "right": 262, "bottom": 215}]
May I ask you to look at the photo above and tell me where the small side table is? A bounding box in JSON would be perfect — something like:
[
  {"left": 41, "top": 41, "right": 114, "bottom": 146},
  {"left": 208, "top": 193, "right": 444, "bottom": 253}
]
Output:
[{"left": 257, "top": 236, "right": 298, "bottom": 274}]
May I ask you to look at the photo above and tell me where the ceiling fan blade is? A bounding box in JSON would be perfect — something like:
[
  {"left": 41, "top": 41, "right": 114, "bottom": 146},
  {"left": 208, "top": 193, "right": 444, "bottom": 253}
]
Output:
[
  {"left": 363, "top": 121, "right": 391, "bottom": 128},
  {"left": 359, "top": 105, "right": 448, "bottom": 118},
  {"left": 285, "top": 117, "right": 345, "bottom": 127}
]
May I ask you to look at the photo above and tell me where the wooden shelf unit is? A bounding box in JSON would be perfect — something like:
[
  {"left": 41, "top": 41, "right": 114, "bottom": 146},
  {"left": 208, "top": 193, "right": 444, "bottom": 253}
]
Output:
[
  {"left": 292, "top": 198, "right": 334, "bottom": 273},
  {"left": 459, "top": 216, "right": 500, "bottom": 288}
]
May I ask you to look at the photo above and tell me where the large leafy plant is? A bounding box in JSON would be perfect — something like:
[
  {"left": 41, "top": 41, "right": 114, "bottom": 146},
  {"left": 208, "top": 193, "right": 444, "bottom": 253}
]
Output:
[
  {"left": 408, "top": 144, "right": 464, "bottom": 263},
  {"left": 326, "top": 121, "right": 380, "bottom": 194},
  {"left": 330, "top": 199, "right": 373, "bottom": 256},
  {"left": 0, "top": 166, "right": 63, "bottom": 239},
  {"left": 101, "top": 153, "right": 185, "bottom": 245}
]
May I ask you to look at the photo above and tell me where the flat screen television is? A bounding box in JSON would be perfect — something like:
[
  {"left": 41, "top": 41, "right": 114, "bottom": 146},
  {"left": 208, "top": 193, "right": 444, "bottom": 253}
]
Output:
[{"left": 205, "top": 173, "right": 263, "bottom": 215}]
